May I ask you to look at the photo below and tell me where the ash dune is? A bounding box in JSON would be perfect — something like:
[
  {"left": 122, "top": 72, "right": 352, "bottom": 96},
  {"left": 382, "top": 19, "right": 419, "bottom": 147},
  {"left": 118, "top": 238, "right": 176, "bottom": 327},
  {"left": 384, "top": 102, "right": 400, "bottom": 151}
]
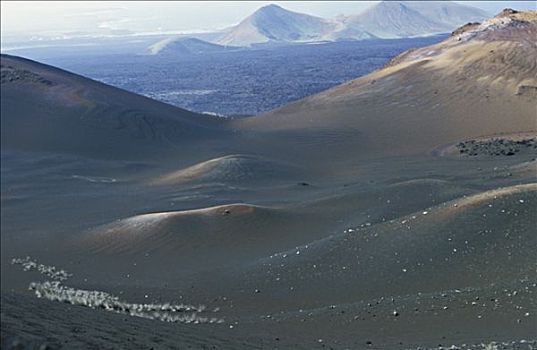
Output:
[
  {"left": 80, "top": 203, "right": 267, "bottom": 253},
  {"left": 75, "top": 203, "right": 324, "bottom": 271},
  {"left": 2, "top": 10, "right": 537, "bottom": 350},
  {"left": 151, "top": 154, "right": 300, "bottom": 186},
  {"left": 76, "top": 177, "right": 476, "bottom": 272},
  {"left": 232, "top": 184, "right": 536, "bottom": 306}
]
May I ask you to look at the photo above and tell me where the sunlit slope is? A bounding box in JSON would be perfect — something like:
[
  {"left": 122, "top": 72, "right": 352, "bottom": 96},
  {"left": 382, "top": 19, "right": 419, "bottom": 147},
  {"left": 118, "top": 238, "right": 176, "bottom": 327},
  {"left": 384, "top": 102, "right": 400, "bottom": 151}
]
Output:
[
  {"left": 150, "top": 154, "right": 301, "bottom": 186},
  {"left": 236, "top": 11, "right": 537, "bottom": 160}
]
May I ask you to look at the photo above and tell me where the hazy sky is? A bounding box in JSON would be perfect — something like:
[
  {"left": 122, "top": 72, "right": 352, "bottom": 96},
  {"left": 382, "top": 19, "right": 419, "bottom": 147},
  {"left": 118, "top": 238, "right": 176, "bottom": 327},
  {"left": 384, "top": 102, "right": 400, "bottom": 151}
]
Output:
[{"left": 1, "top": 1, "right": 536, "bottom": 41}]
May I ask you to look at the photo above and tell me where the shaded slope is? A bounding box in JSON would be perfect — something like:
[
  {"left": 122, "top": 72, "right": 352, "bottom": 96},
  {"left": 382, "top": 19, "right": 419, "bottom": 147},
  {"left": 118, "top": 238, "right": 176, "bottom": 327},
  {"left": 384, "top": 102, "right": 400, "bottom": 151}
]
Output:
[
  {"left": 228, "top": 184, "right": 537, "bottom": 309},
  {"left": 1, "top": 291, "right": 260, "bottom": 350},
  {"left": 0, "top": 54, "right": 226, "bottom": 160}
]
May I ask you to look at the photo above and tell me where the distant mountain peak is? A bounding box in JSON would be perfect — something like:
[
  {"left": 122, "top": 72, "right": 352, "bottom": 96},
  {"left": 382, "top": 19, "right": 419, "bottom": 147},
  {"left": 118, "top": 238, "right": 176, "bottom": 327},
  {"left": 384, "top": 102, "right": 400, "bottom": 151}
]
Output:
[
  {"left": 206, "top": 1, "right": 489, "bottom": 46},
  {"left": 148, "top": 36, "right": 235, "bottom": 55},
  {"left": 344, "top": 0, "right": 488, "bottom": 39},
  {"left": 377, "top": 1, "right": 409, "bottom": 9},
  {"left": 214, "top": 4, "right": 333, "bottom": 47},
  {"left": 255, "top": 4, "right": 286, "bottom": 12}
]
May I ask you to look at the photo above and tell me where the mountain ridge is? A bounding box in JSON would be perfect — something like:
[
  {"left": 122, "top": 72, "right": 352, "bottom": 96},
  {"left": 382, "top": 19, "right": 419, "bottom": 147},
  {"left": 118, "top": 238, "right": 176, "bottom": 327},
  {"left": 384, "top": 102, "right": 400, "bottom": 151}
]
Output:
[
  {"left": 211, "top": 1, "right": 489, "bottom": 47},
  {"left": 154, "top": 2, "right": 490, "bottom": 51},
  {"left": 342, "top": 1, "right": 454, "bottom": 39}
]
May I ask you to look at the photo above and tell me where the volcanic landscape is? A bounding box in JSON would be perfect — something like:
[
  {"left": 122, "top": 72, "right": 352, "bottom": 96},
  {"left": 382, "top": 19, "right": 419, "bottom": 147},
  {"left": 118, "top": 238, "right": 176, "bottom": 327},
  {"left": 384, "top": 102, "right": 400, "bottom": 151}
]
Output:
[{"left": 1, "top": 9, "right": 536, "bottom": 350}]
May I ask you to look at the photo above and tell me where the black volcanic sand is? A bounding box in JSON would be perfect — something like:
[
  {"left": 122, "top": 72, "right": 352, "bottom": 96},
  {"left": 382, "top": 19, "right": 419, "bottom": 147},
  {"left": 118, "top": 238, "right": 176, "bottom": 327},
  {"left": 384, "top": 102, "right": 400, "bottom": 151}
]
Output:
[
  {"left": 2, "top": 148, "right": 536, "bottom": 349},
  {"left": 1, "top": 39, "right": 537, "bottom": 350}
]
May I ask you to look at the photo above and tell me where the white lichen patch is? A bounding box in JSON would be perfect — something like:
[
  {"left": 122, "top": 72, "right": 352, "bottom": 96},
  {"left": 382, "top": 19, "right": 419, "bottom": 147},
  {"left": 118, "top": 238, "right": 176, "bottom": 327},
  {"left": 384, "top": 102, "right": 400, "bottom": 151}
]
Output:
[
  {"left": 12, "top": 256, "right": 223, "bottom": 325},
  {"left": 11, "top": 256, "right": 72, "bottom": 281}
]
